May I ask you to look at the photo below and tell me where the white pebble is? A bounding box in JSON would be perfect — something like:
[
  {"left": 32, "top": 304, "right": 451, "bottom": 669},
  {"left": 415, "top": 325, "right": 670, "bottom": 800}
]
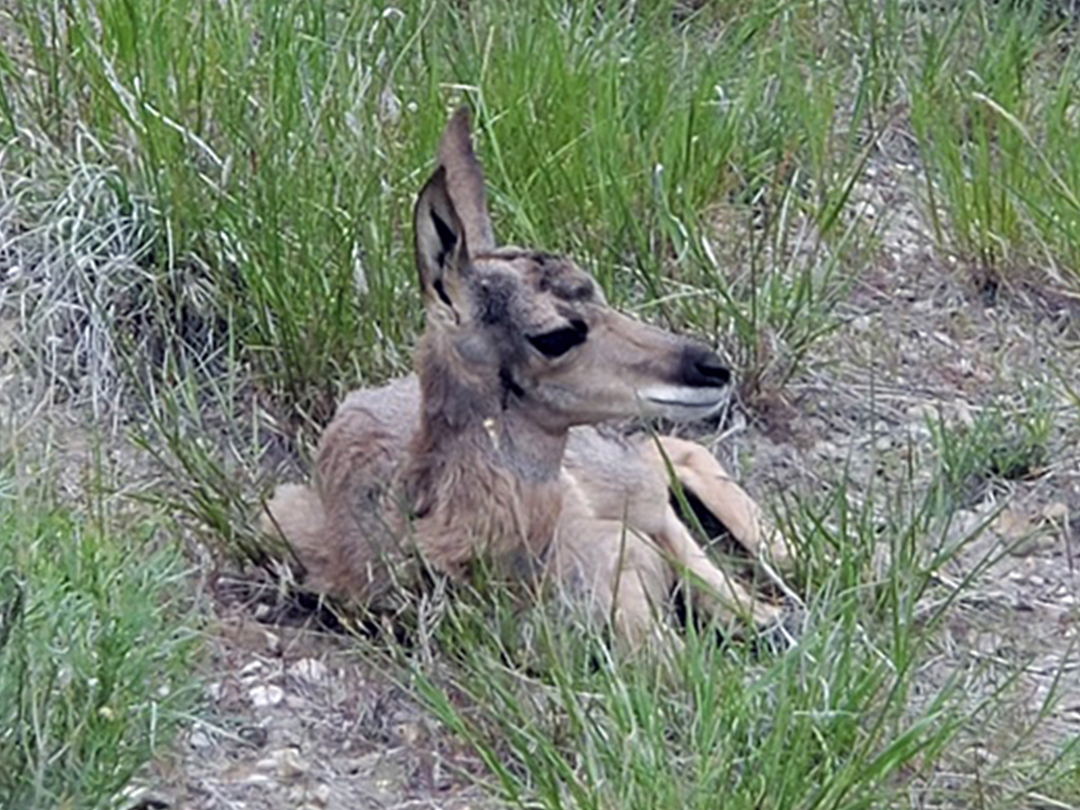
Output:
[{"left": 249, "top": 684, "right": 285, "bottom": 707}]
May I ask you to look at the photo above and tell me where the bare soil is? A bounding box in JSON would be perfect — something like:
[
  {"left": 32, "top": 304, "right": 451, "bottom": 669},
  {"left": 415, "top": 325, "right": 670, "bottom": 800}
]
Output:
[{"left": 141, "top": 594, "right": 498, "bottom": 810}]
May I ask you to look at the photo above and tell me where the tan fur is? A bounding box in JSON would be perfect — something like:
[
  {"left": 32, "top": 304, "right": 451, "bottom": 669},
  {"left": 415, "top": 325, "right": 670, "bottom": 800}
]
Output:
[{"left": 261, "top": 108, "right": 793, "bottom": 651}]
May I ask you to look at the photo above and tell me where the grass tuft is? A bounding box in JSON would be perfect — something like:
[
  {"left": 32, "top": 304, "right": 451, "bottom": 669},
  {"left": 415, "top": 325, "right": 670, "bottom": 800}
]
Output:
[{"left": 0, "top": 447, "right": 201, "bottom": 810}]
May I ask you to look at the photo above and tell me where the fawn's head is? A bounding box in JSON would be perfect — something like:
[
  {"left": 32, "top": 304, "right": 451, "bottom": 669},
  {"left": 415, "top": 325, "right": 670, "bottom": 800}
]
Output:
[{"left": 413, "top": 108, "right": 731, "bottom": 433}]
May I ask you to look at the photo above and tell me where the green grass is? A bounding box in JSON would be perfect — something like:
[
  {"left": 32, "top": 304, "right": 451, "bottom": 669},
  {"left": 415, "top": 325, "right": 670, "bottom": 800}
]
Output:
[
  {"left": 924, "top": 389, "right": 1055, "bottom": 512},
  {"left": 0, "top": 0, "right": 876, "bottom": 412},
  {"left": 0, "top": 445, "right": 202, "bottom": 809},
  {"left": 909, "top": 0, "right": 1080, "bottom": 276},
  {"left": 392, "top": 464, "right": 1072, "bottom": 809},
  {"left": 2, "top": 0, "right": 1077, "bottom": 409},
  {"left": 3, "top": 0, "right": 1080, "bottom": 808}
]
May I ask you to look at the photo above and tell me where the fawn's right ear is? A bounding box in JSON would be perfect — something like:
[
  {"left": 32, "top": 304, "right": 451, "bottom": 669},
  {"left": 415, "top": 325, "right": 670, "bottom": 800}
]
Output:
[
  {"left": 414, "top": 165, "right": 469, "bottom": 321},
  {"left": 414, "top": 107, "right": 496, "bottom": 323}
]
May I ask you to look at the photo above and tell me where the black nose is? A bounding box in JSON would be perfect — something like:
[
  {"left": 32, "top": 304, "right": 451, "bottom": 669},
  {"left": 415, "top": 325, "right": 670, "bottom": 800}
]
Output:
[{"left": 680, "top": 345, "right": 731, "bottom": 388}]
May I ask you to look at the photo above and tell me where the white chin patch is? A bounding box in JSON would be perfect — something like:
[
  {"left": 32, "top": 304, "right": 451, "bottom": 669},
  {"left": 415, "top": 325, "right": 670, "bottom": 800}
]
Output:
[{"left": 636, "top": 386, "right": 728, "bottom": 421}]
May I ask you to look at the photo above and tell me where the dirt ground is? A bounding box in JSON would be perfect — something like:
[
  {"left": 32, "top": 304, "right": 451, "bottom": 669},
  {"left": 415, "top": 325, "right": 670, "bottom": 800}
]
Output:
[
  {"left": 6, "top": 134, "right": 1080, "bottom": 809},
  {"left": 138, "top": 599, "right": 500, "bottom": 810}
]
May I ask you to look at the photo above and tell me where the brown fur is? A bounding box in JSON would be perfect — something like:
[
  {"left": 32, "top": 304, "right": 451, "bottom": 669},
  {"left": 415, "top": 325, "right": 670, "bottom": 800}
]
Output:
[{"left": 262, "top": 108, "right": 793, "bottom": 650}]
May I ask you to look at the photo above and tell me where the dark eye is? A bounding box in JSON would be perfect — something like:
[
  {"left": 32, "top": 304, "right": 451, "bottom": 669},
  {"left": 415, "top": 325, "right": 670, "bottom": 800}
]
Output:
[{"left": 527, "top": 320, "right": 588, "bottom": 359}]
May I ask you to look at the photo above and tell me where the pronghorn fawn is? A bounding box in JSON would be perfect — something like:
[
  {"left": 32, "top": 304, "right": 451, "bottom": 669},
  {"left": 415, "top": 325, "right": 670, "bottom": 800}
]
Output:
[{"left": 262, "top": 108, "right": 794, "bottom": 651}]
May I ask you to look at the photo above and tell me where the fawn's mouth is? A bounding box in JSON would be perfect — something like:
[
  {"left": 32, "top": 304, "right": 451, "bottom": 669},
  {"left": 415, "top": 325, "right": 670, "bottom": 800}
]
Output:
[{"left": 637, "top": 386, "right": 728, "bottom": 421}]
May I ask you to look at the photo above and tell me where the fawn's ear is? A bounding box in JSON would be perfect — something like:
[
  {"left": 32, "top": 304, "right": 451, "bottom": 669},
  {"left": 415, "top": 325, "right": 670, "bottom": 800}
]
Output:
[
  {"left": 414, "top": 164, "right": 469, "bottom": 317},
  {"left": 437, "top": 107, "right": 495, "bottom": 254},
  {"left": 414, "top": 107, "right": 495, "bottom": 319}
]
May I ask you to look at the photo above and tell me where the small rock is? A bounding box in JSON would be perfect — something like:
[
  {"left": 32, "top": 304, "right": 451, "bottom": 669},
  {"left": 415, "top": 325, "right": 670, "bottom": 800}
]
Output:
[
  {"left": 851, "top": 314, "right": 872, "bottom": 333},
  {"left": 249, "top": 684, "right": 285, "bottom": 707},
  {"left": 275, "top": 747, "right": 311, "bottom": 780},
  {"left": 994, "top": 507, "right": 1030, "bottom": 542},
  {"left": 967, "top": 744, "right": 997, "bottom": 766},
  {"left": 1043, "top": 502, "right": 1069, "bottom": 522},
  {"left": 263, "top": 631, "right": 282, "bottom": 655},
  {"left": 239, "top": 660, "right": 266, "bottom": 680},
  {"left": 815, "top": 440, "right": 845, "bottom": 460},
  {"left": 907, "top": 403, "right": 940, "bottom": 426},
  {"left": 1007, "top": 532, "right": 1057, "bottom": 557},
  {"left": 905, "top": 422, "right": 932, "bottom": 443},
  {"left": 189, "top": 727, "right": 213, "bottom": 749},
  {"left": 952, "top": 401, "right": 975, "bottom": 429}
]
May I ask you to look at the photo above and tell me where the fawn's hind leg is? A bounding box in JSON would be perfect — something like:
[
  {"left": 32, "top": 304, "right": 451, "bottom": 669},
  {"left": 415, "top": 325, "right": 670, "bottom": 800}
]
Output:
[
  {"left": 317, "top": 408, "right": 413, "bottom": 603},
  {"left": 651, "top": 436, "right": 794, "bottom": 571},
  {"left": 263, "top": 408, "right": 408, "bottom": 604}
]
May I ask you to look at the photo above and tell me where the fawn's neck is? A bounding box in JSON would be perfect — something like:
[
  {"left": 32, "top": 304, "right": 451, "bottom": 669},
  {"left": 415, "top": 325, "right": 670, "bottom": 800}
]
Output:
[{"left": 402, "top": 345, "right": 568, "bottom": 575}]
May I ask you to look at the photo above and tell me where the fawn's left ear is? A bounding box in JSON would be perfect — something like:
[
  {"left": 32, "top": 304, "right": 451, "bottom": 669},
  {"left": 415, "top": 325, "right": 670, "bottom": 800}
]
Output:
[{"left": 437, "top": 106, "right": 495, "bottom": 255}]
